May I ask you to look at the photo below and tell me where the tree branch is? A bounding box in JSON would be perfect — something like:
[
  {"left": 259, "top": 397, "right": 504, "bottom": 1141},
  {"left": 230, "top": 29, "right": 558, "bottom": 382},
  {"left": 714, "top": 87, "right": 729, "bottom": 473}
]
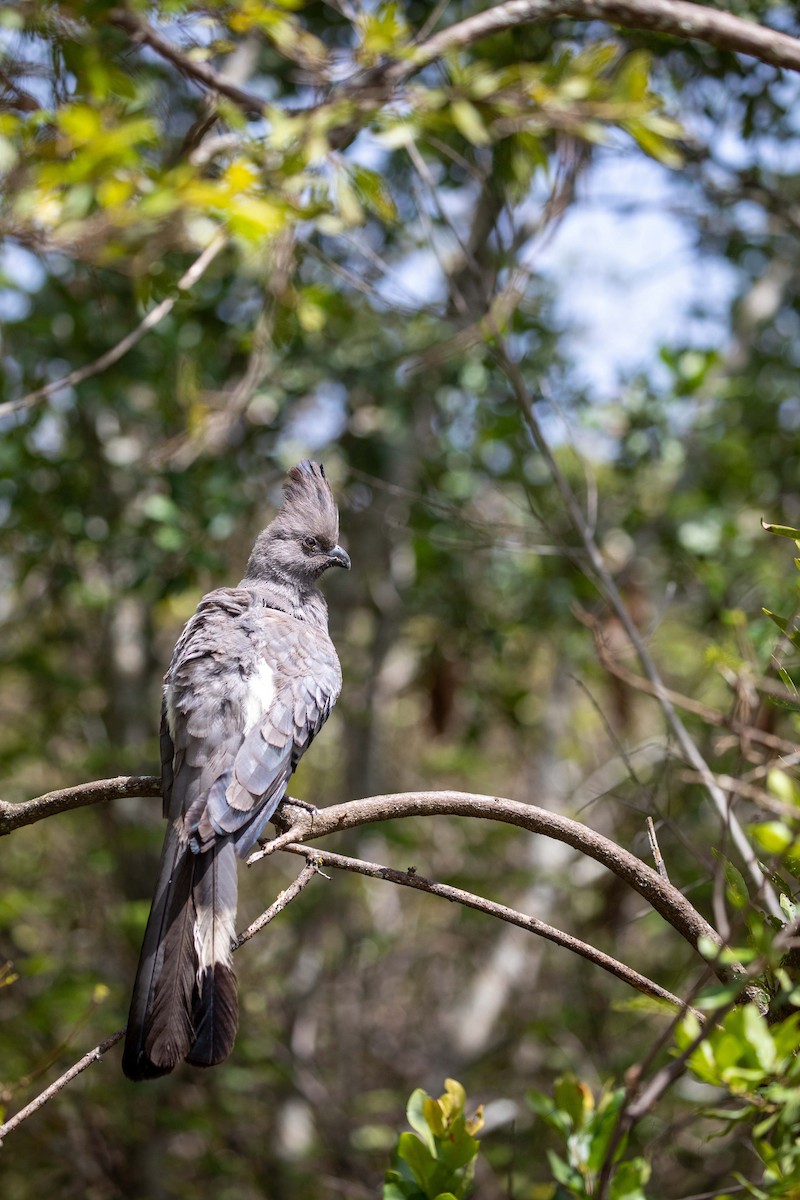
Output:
[
  {"left": 250, "top": 792, "right": 738, "bottom": 981},
  {"left": 1, "top": 780, "right": 757, "bottom": 1138},
  {"left": 0, "top": 776, "right": 161, "bottom": 837},
  {"left": 0, "top": 233, "right": 226, "bottom": 421},
  {"left": 7, "top": 776, "right": 737, "bottom": 981},
  {"left": 393, "top": 0, "right": 800, "bottom": 82},
  {"left": 279, "top": 843, "right": 699, "bottom": 1014},
  {"left": 235, "top": 860, "right": 320, "bottom": 947},
  {"left": 0, "top": 1028, "right": 126, "bottom": 1144},
  {"left": 108, "top": 10, "right": 268, "bottom": 115}
]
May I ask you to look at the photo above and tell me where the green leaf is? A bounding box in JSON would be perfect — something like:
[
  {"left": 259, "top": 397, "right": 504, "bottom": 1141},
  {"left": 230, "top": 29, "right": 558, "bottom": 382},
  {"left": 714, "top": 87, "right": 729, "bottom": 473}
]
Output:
[
  {"left": 762, "top": 519, "right": 800, "bottom": 543},
  {"left": 547, "top": 1149, "right": 584, "bottom": 1190},
  {"left": 715, "top": 853, "right": 750, "bottom": 910},
  {"left": 767, "top": 769, "right": 800, "bottom": 805},
  {"left": 407, "top": 1089, "right": 436, "bottom": 1154},
  {"left": 749, "top": 821, "right": 794, "bottom": 856},
  {"left": 742, "top": 1004, "right": 776, "bottom": 1072},
  {"left": 609, "top": 1157, "right": 651, "bottom": 1200},
  {"left": 396, "top": 1132, "right": 437, "bottom": 1189},
  {"left": 554, "top": 1073, "right": 593, "bottom": 1130}
]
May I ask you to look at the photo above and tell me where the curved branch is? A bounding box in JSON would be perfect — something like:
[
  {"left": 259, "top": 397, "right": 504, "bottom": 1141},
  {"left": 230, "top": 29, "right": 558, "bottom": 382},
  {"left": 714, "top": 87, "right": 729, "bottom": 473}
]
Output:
[
  {"left": 251, "top": 791, "right": 728, "bottom": 971},
  {"left": 280, "top": 843, "right": 699, "bottom": 1014},
  {"left": 8, "top": 776, "right": 727, "bottom": 977},
  {"left": 0, "top": 776, "right": 161, "bottom": 836}
]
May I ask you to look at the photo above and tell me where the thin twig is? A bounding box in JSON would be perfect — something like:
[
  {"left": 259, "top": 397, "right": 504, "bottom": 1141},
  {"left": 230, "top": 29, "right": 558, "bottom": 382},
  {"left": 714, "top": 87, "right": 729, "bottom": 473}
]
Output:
[
  {"left": 279, "top": 843, "right": 698, "bottom": 1013},
  {"left": 109, "top": 10, "right": 268, "bottom": 115},
  {"left": 0, "top": 233, "right": 227, "bottom": 420},
  {"left": 647, "top": 816, "right": 669, "bottom": 882},
  {"left": 498, "top": 349, "right": 782, "bottom": 920},
  {"left": 0, "top": 1029, "right": 125, "bottom": 1144},
  {"left": 235, "top": 860, "right": 321, "bottom": 947}
]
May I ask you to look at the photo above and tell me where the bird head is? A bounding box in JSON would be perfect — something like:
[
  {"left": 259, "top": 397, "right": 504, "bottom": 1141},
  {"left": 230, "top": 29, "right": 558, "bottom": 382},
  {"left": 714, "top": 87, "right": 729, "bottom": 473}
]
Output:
[{"left": 245, "top": 460, "right": 351, "bottom": 588}]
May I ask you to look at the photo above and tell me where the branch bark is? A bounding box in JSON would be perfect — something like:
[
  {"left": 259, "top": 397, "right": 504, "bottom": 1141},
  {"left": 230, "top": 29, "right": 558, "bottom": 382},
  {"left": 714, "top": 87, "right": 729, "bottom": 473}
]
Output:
[
  {"left": 280, "top": 843, "right": 699, "bottom": 1013},
  {"left": 0, "top": 776, "right": 161, "bottom": 836}
]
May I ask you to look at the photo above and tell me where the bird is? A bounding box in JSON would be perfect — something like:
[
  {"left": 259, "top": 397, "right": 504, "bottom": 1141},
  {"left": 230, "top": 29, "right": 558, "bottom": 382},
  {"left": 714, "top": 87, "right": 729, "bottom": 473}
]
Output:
[{"left": 122, "top": 460, "right": 350, "bottom": 1081}]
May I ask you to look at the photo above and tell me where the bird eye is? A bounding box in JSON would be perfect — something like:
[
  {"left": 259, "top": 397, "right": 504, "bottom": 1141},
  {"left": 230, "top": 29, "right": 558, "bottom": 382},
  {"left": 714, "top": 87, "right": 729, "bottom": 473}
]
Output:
[{"left": 302, "top": 536, "right": 318, "bottom": 552}]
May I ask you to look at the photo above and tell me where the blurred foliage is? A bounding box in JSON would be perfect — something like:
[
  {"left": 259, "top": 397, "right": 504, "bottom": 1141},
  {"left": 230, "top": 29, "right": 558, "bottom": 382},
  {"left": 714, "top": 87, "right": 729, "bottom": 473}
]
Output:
[{"left": 2, "top": 2, "right": 800, "bottom": 1199}]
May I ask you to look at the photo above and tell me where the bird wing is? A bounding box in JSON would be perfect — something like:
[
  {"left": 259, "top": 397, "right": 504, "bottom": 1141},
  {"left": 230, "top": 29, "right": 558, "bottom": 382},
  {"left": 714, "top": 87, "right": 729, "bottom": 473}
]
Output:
[{"left": 166, "top": 588, "right": 342, "bottom": 858}]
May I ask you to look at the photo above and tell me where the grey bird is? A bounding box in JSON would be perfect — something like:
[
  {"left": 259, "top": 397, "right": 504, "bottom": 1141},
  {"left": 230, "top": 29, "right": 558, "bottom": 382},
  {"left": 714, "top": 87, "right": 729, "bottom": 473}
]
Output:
[{"left": 123, "top": 461, "right": 350, "bottom": 1081}]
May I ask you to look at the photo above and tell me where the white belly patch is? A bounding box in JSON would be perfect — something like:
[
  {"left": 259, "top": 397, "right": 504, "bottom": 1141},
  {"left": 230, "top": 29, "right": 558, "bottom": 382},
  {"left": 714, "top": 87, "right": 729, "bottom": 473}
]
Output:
[{"left": 242, "top": 659, "right": 276, "bottom": 734}]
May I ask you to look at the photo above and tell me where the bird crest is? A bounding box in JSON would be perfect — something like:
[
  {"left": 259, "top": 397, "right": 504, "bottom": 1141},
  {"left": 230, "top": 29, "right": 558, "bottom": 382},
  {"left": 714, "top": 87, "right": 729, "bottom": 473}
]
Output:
[{"left": 278, "top": 459, "right": 339, "bottom": 541}]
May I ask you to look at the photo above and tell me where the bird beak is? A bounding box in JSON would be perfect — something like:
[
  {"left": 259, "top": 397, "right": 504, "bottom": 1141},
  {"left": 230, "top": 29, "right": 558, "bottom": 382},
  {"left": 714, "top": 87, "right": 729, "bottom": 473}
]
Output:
[{"left": 328, "top": 545, "right": 351, "bottom": 570}]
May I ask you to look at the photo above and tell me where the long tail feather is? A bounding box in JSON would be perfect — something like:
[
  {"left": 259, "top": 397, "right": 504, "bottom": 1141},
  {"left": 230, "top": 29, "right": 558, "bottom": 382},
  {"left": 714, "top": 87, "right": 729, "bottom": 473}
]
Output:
[
  {"left": 185, "top": 839, "right": 239, "bottom": 1067},
  {"left": 122, "top": 825, "right": 196, "bottom": 1081}
]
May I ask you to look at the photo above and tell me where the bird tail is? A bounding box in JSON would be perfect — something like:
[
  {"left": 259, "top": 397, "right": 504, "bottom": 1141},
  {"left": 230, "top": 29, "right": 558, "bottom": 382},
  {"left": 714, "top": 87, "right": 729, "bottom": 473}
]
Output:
[{"left": 122, "top": 830, "right": 239, "bottom": 1081}]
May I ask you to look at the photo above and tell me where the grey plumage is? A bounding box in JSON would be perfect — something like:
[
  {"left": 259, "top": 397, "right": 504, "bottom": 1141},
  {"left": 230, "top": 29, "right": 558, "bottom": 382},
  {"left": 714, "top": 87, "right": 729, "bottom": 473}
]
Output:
[{"left": 123, "top": 461, "right": 349, "bottom": 1081}]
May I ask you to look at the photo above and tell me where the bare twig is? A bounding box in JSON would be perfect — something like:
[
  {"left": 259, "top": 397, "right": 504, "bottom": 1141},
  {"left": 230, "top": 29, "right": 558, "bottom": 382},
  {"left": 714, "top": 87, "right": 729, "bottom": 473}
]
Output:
[
  {"left": 279, "top": 843, "right": 698, "bottom": 1013},
  {"left": 0, "top": 233, "right": 227, "bottom": 421},
  {"left": 0, "top": 776, "right": 161, "bottom": 837},
  {"left": 0, "top": 1029, "right": 125, "bottom": 1144},
  {"left": 235, "top": 860, "right": 321, "bottom": 947},
  {"left": 647, "top": 816, "right": 669, "bottom": 882}
]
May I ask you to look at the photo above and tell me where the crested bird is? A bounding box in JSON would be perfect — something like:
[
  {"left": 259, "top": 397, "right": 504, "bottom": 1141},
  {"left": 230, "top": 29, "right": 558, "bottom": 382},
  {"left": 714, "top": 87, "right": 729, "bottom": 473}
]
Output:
[{"left": 123, "top": 460, "right": 349, "bottom": 1080}]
